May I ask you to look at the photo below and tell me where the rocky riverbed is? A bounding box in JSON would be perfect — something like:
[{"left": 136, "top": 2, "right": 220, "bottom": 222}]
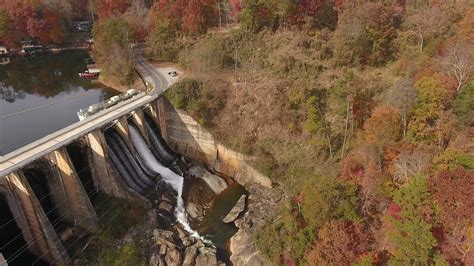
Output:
[
  {"left": 149, "top": 181, "right": 282, "bottom": 266},
  {"left": 149, "top": 227, "right": 224, "bottom": 266},
  {"left": 79, "top": 163, "right": 281, "bottom": 266}
]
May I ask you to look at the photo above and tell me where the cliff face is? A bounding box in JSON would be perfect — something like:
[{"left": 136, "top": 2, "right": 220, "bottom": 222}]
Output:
[{"left": 157, "top": 97, "right": 272, "bottom": 189}]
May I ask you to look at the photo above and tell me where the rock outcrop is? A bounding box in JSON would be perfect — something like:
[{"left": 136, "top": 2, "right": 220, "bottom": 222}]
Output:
[
  {"left": 230, "top": 230, "right": 266, "bottom": 266},
  {"left": 194, "top": 246, "right": 218, "bottom": 266},
  {"left": 223, "top": 195, "right": 246, "bottom": 223},
  {"left": 164, "top": 248, "right": 182, "bottom": 266},
  {"left": 150, "top": 97, "right": 280, "bottom": 265},
  {"left": 230, "top": 184, "right": 283, "bottom": 266},
  {"left": 188, "top": 165, "right": 228, "bottom": 194}
]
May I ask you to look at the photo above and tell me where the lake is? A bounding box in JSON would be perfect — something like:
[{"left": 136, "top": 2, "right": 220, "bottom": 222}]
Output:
[{"left": 0, "top": 50, "right": 118, "bottom": 156}]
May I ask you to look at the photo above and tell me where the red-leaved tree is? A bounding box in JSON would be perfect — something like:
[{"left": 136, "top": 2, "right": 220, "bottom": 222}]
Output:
[
  {"left": 430, "top": 168, "right": 474, "bottom": 264},
  {"left": 287, "top": 0, "right": 324, "bottom": 26},
  {"left": 97, "top": 0, "right": 129, "bottom": 21},
  {"left": 182, "top": 0, "right": 207, "bottom": 33}
]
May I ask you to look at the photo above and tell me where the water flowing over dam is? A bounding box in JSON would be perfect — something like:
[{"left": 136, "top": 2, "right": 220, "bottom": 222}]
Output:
[
  {"left": 105, "top": 116, "right": 203, "bottom": 239},
  {"left": 127, "top": 122, "right": 203, "bottom": 239}
]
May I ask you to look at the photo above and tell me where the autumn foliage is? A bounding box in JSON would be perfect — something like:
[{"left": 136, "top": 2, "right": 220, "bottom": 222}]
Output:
[
  {"left": 96, "top": 0, "right": 129, "bottom": 21},
  {"left": 148, "top": 1, "right": 474, "bottom": 265},
  {"left": 0, "top": 0, "right": 472, "bottom": 265},
  {"left": 149, "top": 0, "right": 217, "bottom": 34},
  {"left": 431, "top": 168, "right": 474, "bottom": 229},
  {"left": 306, "top": 220, "right": 371, "bottom": 265},
  {"left": 0, "top": 1, "right": 65, "bottom": 46},
  {"left": 363, "top": 106, "right": 402, "bottom": 148}
]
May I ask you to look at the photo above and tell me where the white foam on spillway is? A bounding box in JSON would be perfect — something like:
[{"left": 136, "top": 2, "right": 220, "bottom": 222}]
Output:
[{"left": 129, "top": 125, "right": 207, "bottom": 241}]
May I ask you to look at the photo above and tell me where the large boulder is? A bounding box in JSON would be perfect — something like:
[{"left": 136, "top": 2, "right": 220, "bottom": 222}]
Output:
[
  {"left": 189, "top": 166, "right": 228, "bottom": 194},
  {"left": 223, "top": 195, "right": 246, "bottom": 223},
  {"left": 149, "top": 253, "right": 165, "bottom": 266},
  {"left": 153, "top": 229, "right": 174, "bottom": 243},
  {"left": 185, "top": 202, "right": 204, "bottom": 221},
  {"left": 230, "top": 230, "right": 266, "bottom": 266},
  {"left": 182, "top": 245, "right": 198, "bottom": 266},
  {"left": 153, "top": 229, "right": 177, "bottom": 253},
  {"left": 195, "top": 247, "right": 218, "bottom": 266},
  {"left": 158, "top": 200, "right": 174, "bottom": 214},
  {"left": 176, "top": 226, "right": 196, "bottom": 247},
  {"left": 164, "top": 247, "right": 182, "bottom": 266}
]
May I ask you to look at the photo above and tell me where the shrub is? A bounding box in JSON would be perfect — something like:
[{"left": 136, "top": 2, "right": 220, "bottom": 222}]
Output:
[
  {"left": 165, "top": 78, "right": 227, "bottom": 126},
  {"left": 432, "top": 148, "right": 474, "bottom": 171},
  {"left": 100, "top": 243, "right": 144, "bottom": 266},
  {"left": 453, "top": 81, "right": 474, "bottom": 126}
]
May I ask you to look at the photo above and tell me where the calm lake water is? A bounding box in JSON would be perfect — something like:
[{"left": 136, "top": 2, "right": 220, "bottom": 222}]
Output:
[{"left": 0, "top": 51, "right": 118, "bottom": 156}]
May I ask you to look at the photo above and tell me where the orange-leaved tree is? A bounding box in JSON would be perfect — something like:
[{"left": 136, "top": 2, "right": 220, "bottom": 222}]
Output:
[{"left": 363, "top": 105, "right": 402, "bottom": 148}]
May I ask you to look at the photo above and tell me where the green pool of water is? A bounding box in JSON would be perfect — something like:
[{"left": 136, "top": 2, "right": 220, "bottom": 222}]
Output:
[{"left": 197, "top": 182, "right": 248, "bottom": 248}]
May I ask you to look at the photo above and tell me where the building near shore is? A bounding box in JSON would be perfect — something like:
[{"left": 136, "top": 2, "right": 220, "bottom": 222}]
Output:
[
  {"left": 0, "top": 57, "right": 10, "bottom": 65},
  {"left": 0, "top": 46, "right": 7, "bottom": 55}
]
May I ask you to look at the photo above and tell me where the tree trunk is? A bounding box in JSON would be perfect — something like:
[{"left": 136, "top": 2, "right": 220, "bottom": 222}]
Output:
[
  {"left": 418, "top": 33, "right": 423, "bottom": 53},
  {"left": 402, "top": 116, "right": 407, "bottom": 139},
  {"left": 326, "top": 135, "right": 333, "bottom": 158},
  {"left": 456, "top": 79, "right": 462, "bottom": 92},
  {"left": 341, "top": 101, "right": 351, "bottom": 159}
]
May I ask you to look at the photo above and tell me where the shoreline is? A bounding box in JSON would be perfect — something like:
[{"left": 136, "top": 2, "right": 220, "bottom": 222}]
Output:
[
  {"left": 98, "top": 74, "right": 147, "bottom": 93},
  {"left": 1, "top": 43, "right": 90, "bottom": 57}
]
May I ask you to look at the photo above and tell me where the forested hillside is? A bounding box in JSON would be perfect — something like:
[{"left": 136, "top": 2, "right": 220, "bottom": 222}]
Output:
[
  {"left": 1, "top": 0, "right": 472, "bottom": 264},
  {"left": 150, "top": 1, "right": 474, "bottom": 264}
]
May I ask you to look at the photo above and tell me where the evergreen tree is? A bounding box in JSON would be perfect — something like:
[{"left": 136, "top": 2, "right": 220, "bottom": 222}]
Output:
[{"left": 388, "top": 175, "right": 436, "bottom": 264}]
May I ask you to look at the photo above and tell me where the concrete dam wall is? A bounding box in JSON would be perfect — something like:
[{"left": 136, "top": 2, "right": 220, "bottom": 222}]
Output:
[{"left": 156, "top": 97, "right": 271, "bottom": 188}]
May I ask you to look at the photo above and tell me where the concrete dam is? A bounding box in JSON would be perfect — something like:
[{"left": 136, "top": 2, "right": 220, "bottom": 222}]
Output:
[{"left": 0, "top": 95, "right": 271, "bottom": 265}]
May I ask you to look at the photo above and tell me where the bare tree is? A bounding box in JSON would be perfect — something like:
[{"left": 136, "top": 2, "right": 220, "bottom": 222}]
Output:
[
  {"left": 393, "top": 150, "right": 430, "bottom": 184},
  {"left": 218, "top": 0, "right": 234, "bottom": 28},
  {"left": 385, "top": 79, "right": 415, "bottom": 138},
  {"left": 405, "top": 6, "right": 450, "bottom": 52},
  {"left": 442, "top": 41, "right": 473, "bottom": 92}
]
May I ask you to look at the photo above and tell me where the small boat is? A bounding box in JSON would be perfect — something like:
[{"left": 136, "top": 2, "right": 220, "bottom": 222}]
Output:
[{"left": 79, "top": 72, "right": 98, "bottom": 78}]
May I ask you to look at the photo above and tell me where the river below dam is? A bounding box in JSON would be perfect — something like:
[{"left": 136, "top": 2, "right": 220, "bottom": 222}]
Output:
[{"left": 0, "top": 50, "right": 118, "bottom": 156}]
